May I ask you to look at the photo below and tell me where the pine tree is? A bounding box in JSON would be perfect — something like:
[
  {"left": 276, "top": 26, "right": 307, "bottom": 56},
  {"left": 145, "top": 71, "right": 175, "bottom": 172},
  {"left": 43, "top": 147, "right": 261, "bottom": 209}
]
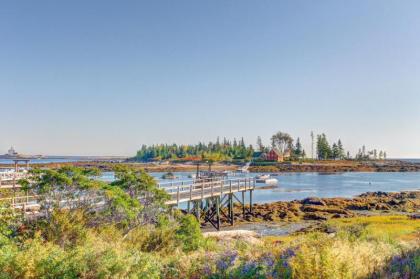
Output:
[
  {"left": 337, "top": 139, "right": 345, "bottom": 159},
  {"left": 332, "top": 143, "right": 339, "bottom": 159},
  {"left": 294, "top": 137, "right": 303, "bottom": 157},
  {"left": 316, "top": 134, "right": 331, "bottom": 160},
  {"left": 256, "top": 136, "right": 264, "bottom": 152}
]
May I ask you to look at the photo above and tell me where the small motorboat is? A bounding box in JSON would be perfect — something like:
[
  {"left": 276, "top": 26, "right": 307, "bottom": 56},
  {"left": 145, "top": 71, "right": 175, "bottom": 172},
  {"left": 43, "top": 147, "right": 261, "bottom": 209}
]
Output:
[
  {"left": 256, "top": 174, "right": 271, "bottom": 183},
  {"left": 255, "top": 174, "right": 279, "bottom": 185}
]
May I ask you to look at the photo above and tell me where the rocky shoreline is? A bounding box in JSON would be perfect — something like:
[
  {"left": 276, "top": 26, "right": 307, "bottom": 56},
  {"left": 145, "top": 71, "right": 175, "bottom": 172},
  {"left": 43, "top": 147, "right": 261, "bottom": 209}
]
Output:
[
  {"left": 224, "top": 191, "right": 420, "bottom": 224},
  {"left": 249, "top": 160, "right": 420, "bottom": 173}
]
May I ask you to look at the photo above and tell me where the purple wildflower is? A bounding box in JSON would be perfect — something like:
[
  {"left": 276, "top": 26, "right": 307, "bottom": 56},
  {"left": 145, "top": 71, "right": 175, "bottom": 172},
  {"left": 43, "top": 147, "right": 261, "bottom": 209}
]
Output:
[
  {"left": 260, "top": 253, "right": 275, "bottom": 268},
  {"left": 202, "top": 264, "right": 212, "bottom": 276},
  {"left": 280, "top": 248, "right": 296, "bottom": 260},
  {"left": 216, "top": 250, "right": 238, "bottom": 271},
  {"left": 240, "top": 261, "right": 257, "bottom": 276}
]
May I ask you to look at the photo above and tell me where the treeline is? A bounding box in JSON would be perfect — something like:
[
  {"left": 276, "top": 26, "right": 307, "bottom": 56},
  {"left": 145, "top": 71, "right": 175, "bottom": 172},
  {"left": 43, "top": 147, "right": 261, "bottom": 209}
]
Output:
[
  {"left": 355, "top": 146, "right": 387, "bottom": 160},
  {"left": 134, "top": 137, "right": 254, "bottom": 162},
  {"left": 262, "top": 131, "right": 387, "bottom": 161},
  {"left": 316, "top": 134, "right": 347, "bottom": 160},
  {"left": 134, "top": 132, "right": 387, "bottom": 162}
]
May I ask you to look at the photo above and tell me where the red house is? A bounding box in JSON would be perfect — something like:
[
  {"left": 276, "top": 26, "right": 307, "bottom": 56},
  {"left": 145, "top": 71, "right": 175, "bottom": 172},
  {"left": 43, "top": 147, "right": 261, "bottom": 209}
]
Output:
[{"left": 266, "top": 148, "right": 290, "bottom": 162}]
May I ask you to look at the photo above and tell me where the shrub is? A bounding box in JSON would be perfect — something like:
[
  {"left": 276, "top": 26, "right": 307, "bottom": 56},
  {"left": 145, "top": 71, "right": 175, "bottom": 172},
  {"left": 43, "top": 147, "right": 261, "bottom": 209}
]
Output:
[{"left": 176, "top": 214, "right": 204, "bottom": 252}]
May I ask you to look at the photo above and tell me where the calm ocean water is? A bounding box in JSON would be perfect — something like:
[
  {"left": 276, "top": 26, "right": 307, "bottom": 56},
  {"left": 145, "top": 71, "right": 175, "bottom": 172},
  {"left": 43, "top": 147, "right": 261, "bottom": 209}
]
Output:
[
  {"left": 100, "top": 171, "right": 420, "bottom": 204},
  {"left": 0, "top": 158, "right": 105, "bottom": 164},
  {"left": 399, "top": 158, "right": 420, "bottom": 164}
]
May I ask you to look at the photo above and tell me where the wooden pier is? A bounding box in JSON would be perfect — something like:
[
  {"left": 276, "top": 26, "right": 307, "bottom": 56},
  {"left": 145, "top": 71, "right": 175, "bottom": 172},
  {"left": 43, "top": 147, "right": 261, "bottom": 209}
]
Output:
[{"left": 159, "top": 177, "right": 255, "bottom": 230}]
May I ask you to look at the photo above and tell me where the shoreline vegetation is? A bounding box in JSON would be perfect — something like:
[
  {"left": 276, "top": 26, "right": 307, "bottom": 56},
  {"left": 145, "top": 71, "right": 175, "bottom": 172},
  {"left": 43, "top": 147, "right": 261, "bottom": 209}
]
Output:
[{"left": 0, "top": 166, "right": 418, "bottom": 278}]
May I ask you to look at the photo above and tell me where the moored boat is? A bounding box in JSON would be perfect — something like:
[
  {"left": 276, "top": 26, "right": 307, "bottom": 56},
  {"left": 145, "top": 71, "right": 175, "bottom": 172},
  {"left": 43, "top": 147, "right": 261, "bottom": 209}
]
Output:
[
  {"left": 255, "top": 174, "right": 279, "bottom": 185},
  {"left": 256, "top": 174, "right": 270, "bottom": 183}
]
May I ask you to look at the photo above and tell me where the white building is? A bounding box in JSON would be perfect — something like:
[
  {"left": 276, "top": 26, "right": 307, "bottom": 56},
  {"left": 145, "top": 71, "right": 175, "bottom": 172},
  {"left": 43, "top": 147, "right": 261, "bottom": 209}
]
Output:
[{"left": 7, "top": 146, "right": 18, "bottom": 156}]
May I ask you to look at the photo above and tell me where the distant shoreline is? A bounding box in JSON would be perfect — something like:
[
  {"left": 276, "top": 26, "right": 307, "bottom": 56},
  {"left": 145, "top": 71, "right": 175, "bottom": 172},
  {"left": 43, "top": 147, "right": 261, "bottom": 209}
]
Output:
[{"left": 1, "top": 159, "right": 420, "bottom": 173}]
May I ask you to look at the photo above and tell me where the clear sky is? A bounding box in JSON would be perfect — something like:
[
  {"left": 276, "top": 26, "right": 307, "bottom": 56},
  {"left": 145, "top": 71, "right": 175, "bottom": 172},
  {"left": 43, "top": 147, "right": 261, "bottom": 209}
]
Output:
[{"left": 1, "top": 1, "right": 419, "bottom": 157}]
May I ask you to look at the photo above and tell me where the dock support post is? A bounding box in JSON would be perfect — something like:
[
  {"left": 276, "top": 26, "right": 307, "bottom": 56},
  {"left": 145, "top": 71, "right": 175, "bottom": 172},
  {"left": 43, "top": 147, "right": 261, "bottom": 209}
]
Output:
[
  {"left": 195, "top": 201, "right": 200, "bottom": 220},
  {"left": 242, "top": 191, "right": 245, "bottom": 217},
  {"left": 216, "top": 196, "right": 220, "bottom": 230},
  {"left": 229, "top": 193, "right": 234, "bottom": 226},
  {"left": 249, "top": 190, "right": 253, "bottom": 213}
]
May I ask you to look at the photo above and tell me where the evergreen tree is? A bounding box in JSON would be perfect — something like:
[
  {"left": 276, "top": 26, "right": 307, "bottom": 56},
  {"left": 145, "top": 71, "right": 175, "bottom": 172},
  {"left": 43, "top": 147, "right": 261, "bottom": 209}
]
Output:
[
  {"left": 134, "top": 138, "right": 254, "bottom": 162},
  {"left": 256, "top": 136, "right": 264, "bottom": 152},
  {"left": 294, "top": 137, "right": 303, "bottom": 157},
  {"left": 316, "top": 134, "right": 331, "bottom": 160},
  {"left": 337, "top": 139, "right": 345, "bottom": 159},
  {"left": 332, "top": 143, "right": 339, "bottom": 159}
]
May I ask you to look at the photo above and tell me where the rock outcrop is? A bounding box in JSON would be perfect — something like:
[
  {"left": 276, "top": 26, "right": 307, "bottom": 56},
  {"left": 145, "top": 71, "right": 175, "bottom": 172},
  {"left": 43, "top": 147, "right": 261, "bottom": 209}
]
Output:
[{"left": 227, "top": 191, "right": 420, "bottom": 223}]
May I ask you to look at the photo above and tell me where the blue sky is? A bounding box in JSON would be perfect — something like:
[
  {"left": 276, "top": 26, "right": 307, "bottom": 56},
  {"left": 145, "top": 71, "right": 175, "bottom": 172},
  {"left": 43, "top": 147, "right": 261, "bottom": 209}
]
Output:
[{"left": 1, "top": 1, "right": 419, "bottom": 157}]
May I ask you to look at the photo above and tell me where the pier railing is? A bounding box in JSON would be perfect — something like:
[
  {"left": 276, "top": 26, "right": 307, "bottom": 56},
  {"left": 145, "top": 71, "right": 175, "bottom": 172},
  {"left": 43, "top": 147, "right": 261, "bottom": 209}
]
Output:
[
  {"left": 0, "top": 177, "right": 256, "bottom": 212},
  {"left": 158, "top": 177, "right": 256, "bottom": 205},
  {"left": 0, "top": 172, "right": 30, "bottom": 188}
]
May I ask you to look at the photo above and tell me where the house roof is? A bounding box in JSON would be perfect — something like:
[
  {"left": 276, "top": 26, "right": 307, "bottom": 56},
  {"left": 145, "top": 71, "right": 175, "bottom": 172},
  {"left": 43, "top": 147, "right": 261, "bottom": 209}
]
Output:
[{"left": 270, "top": 148, "right": 291, "bottom": 157}]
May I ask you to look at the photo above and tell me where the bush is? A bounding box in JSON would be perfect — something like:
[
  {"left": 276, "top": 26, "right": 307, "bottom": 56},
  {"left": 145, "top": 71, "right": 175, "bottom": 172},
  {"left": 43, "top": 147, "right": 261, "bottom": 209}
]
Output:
[{"left": 176, "top": 214, "right": 204, "bottom": 252}]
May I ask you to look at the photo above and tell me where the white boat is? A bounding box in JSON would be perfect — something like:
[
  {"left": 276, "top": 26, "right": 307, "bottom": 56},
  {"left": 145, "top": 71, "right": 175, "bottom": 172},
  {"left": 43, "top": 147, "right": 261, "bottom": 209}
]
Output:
[
  {"left": 256, "top": 174, "right": 270, "bottom": 183},
  {"left": 255, "top": 174, "right": 279, "bottom": 185},
  {"left": 265, "top": 178, "right": 279, "bottom": 185}
]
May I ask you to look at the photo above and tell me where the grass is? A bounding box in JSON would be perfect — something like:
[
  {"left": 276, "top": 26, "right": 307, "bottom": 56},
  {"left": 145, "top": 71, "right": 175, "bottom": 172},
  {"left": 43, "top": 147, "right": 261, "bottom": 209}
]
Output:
[
  {"left": 327, "top": 215, "right": 420, "bottom": 242},
  {"left": 258, "top": 215, "right": 419, "bottom": 279},
  {"left": 1, "top": 214, "right": 418, "bottom": 278}
]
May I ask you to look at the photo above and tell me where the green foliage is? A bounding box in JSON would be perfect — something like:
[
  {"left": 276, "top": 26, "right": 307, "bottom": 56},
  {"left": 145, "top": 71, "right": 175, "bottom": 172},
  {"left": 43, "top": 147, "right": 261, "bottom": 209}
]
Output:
[
  {"left": 176, "top": 214, "right": 204, "bottom": 252},
  {"left": 316, "top": 133, "right": 332, "bottom": 159},
  {"left": 112, "top": 165, "right": 169, "bottom": 204},
  {"left": 271, "top": 131, "right": 293, "bottom": 154},
  {"left": 0, "top": 204, "right": 23, "bottom": 246},
  {"left": 101, "top": 184, "right": 142, "bottom": 228},
  {"left": 0, "top": 231, "right": 163, "bottom": 278},
  {"left": 40, "top": 209, "right": 88, "bottom": 248},
  {"left": 134, "top": 138, "right": 254, "bottom": 162}
]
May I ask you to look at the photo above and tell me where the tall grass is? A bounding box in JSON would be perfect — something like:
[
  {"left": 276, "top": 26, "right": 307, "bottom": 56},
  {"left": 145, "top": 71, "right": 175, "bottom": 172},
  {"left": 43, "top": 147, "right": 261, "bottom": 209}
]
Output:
[{"left": 0, "top": 213, "right": 418, "bottom": 278}]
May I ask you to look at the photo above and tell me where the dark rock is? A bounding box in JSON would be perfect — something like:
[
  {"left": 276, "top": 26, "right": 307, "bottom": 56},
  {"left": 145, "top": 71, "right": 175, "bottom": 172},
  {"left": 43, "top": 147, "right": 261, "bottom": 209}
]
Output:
[
  {"left": 302, "top": 197, "right": 327, "bottom": 206},
  {"left": 301, "top": 205, "right": 323, "bottom": 212},
  {"left": 303, "top": 212, "right": 328, "bottom": 221}
]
